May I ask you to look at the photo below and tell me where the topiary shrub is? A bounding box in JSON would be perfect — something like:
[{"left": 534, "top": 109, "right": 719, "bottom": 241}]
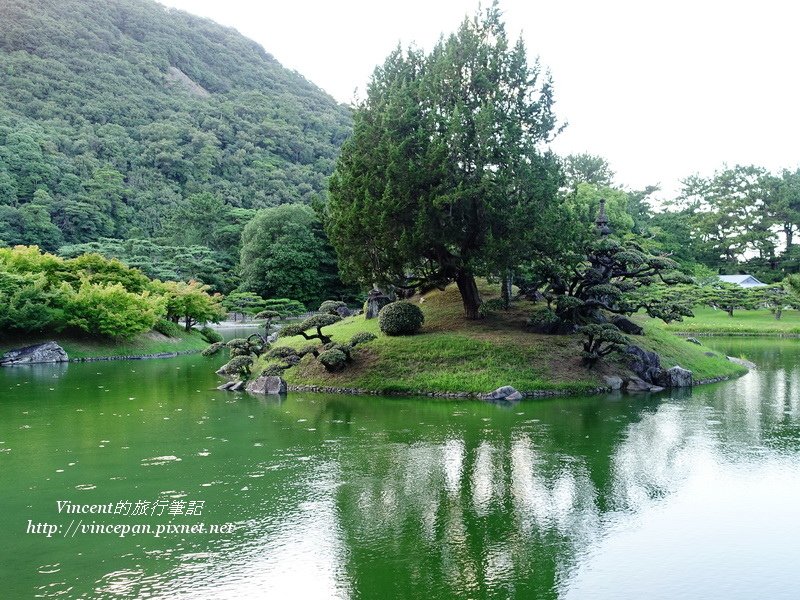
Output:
[
  {"left": 199, "top": 326, "right": 223, "bottom": 344},
  {"left": 527, "top": 308, "right": 565, "bottom": 334},
  {"left": 218, "top": 355, "right": 253, "bottom": 377},
  {"left": 268, "top": 346, "right": 298, "bottom": 359},
  {"left": 579, "top": 324, "right": 628, "bottom": 367},
  {"left": 378, "top": 301, "right": 424, "bottom": 336},
  {"left": 350, "top": 331, "right": 377, "bottom": 347},
  {"left": 202, "top": 341, "right": 225, "bottom": 357},
  {"left": 154, "top": 318, "right": 182, "bottom": 338},
  {"left": 261, "top": 364, "right": 288, "bottom": 376},
  {"left": 297, "top": 345, "right": 320, "bottom": 357},
  {"left": 318, "top": 348, "right": 348, "bottom": 372},
  {"left": 280, "top": 314, "right": 342, "bottom": 344},
  {"left": 319, "top": 300, "right": 347, "bottom": 315}
]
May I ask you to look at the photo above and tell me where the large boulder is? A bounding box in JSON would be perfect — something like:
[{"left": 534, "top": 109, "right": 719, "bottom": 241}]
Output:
[
  {"left": 246, "top": 375, "right": 287, "bottom": 395},
  {"left": 623, "top": 376, "right": 665, "bottom": 393},
  {"left": 1, "top": 342, "right": 68, "bottom": 366},
  {"left": 603, "top": 375, "right": 623, "bottom": 390},
  {"left": 365, "top": 289, "right": 391, "bottom": 319},
  {"left": 653, "top": 365, "right": 693, "bottom": 388},
  {"left": 624, "top": 345, "right": 662, "bottom": 383},
  {"left": 335, "top": 305, "right": 353, "bottom": 318},
  {"left": 611, "top": 316, "right": 643, "bottom": 335},
  {"left": 484, "top": 386, "right": 523, "bottom": 401}
]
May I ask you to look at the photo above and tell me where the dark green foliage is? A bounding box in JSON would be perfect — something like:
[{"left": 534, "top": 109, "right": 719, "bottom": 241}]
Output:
[
  {"left": 58, "top": 239, "right": 236, "bottom": 293},
  {"left": 279, "top": 313, "right": 341, "bottom": 344},
  {"left": 154, "top": 318, "right": 182, "bottom": 338},
  {"left": 754, "top": 285, "right": 799, "bottom": 320},
  {"left": 267, "top": 346, "right": 298, "bottom": 359},
  {"left": 699, "top": 282, "right": 759, "bottom": 317},
  {"left": 527, "top": 308, "right": 563, "bottom": 334},
  {"left": 326, "top": 5, "right": 562, "bottom": 319},
  {"left": 0, "top": 0, "right": 351, "bottom": 283},
  {"left": 198, "top": 326, "right": 223, "bottom": 344},
  {"left": 259, "top": 298, "right": 307, "bottom": 317},
  {"left": 319, "top": 300, "right": 347, "bottom": 315},
  {"left": 318, "top": 348, "right": 348, "bottom": 372},
  {"left": 218, "top": 355, "right": 253, "bottom": 377},
  {"left": 579, "top": 324, "right": 628, "bottom": 367},
  {"left": 222, "top": 292, "right": 266, "bottom": 319},
  {"left": 297, "top": 345, "right": 320, "bottom": 357},
  {"left": 541, "top": 236, "right": 693, "bottom": 328},
  {"left": 563, "top": 153, "right": 615, "bottom": 188},
  {"left": 202, "top": 341, "right": 225, "bottom": 357},
  {"left": 378, "top": 301, "right": 425, "bottom": 336},
  {"left": 349, "top": 331, "right": 377, "bottom": 347},
  {"left": 226, "top": 336, "right": 267, "bottom": 358},
  {"left": 261, "top": 364, "right": 288, "bottom": 377},
  {"left": 239, "top": 205, "right": 354, "bottom": 307},
  {"left": 477, "top": 299, "right": 506, "bottom": 318},
  {"left": 229, "top": 346, "right": 251, "bottom": 358},
  {"left": 255, "top": 310, "right": 281, "bottom": 320}
]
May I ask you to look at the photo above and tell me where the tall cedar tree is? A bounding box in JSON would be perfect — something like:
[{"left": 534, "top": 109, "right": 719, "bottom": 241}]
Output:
[{"left": 326, "top": 4, "right": 561, "bottom": 319}]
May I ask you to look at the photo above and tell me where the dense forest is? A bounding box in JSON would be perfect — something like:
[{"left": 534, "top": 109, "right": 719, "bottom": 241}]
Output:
[
  {"left": 0, "top": 0, "right": 352, "bottom": 298},
  {"left": 1, "top": 0, "right": 799, "bottom": 319}
]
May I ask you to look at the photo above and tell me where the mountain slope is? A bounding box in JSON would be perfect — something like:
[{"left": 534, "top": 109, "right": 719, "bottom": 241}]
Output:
[{"left": 0, "top": 0, "right": 351, "bottom": 250}]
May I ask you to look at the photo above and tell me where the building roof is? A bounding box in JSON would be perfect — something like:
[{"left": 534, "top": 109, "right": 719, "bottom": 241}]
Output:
[{"left": 718, "top": 274, "right": 767, "bottom": 287}]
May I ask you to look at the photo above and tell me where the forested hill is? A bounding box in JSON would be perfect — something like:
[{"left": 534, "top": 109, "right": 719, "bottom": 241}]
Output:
[{"left": 0, "top": 0, "right": 352, "bottom": 254}]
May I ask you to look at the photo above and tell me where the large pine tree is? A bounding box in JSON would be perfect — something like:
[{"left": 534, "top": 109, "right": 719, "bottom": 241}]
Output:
[{"left": 326, "top": 3, "right": 562, "bottom": 318}]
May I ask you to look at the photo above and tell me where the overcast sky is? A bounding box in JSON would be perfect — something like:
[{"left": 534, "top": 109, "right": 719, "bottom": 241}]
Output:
[{"left": 159, "top": 0, "right": 800, "bottom": 199}]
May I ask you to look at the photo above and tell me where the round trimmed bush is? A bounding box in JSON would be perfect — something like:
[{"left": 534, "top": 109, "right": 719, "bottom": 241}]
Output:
[
  {"left": 199, "top": 326, "right": 223, "bottom": 344},
  {"left": 267, "top": 346, "right": 297, "bottom": 359},
  {"left": 378, "top": 301, "right": 424, "bottom": 336},
  {"left": 261, "top": 364, "right": 288, "bottom": 376},
  {"left": 218, "top": 355, "right": 253, "bottom": 377},
  {"left": 318, "top": 348, "right": 348, "bottom": 372},
  {"left": 154, "top": 318, "right": 182, "bottom": 338}
]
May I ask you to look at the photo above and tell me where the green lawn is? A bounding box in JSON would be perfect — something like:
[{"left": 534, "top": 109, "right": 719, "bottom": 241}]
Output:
[
  {"left": 252, "top": 284, "right": 745, "bottom": 395},
  {"left": 659, "top": 307, "right": 800, "bottom": 335},
  {"left": 0, "top": 329, "right": 209, "bottom": 360}
]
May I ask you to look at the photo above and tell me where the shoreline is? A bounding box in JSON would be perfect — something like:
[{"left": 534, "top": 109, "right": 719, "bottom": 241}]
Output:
[
  {"left": 70, "top": 349, "right": 203, "bottom": 362},
  {"left": 282, "top": 373, "right": 740, "bottom": 399},
  {"left": 674, "top": 331, "right": 800, "bottom": 338}
]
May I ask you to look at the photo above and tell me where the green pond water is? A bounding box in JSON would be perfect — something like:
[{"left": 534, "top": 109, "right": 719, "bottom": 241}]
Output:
[{"left": 2, "top": 334, "right": 800, "bottom": 599}]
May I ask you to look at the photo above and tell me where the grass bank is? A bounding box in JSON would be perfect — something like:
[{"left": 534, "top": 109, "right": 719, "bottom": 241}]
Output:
[
  {"left": 0, "top": 329, "right": 209, "bottom": 360},
  {"left": 659, "top": 307, "right": 800, "bottom": 335},
  {"left": 254, "top": 284, "right": 745, "bottom": 395}
]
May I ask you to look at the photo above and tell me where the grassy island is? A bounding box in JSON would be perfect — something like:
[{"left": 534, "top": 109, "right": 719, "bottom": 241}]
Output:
[{"left": 253, "top": 283, "right": 746, "bottom": 396}]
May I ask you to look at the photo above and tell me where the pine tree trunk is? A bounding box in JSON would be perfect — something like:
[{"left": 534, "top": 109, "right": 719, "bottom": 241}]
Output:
[{"left": 455, "top": 270, "right": 482, "bottom": 319}]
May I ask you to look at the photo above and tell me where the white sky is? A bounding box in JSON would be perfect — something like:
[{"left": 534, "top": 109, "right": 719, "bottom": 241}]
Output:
[{"left": 159, "top": 0, "right": 800, "bottom": 199}]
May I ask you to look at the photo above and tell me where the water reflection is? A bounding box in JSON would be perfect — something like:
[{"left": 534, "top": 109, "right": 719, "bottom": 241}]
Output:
[{"left": 2, "top": 338, "right": 800, "bottom": 598}]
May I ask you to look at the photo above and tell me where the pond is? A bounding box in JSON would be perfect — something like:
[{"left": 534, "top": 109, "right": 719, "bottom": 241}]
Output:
[{"left": 1, "top": 336, "right": 798, "bottom": 599}]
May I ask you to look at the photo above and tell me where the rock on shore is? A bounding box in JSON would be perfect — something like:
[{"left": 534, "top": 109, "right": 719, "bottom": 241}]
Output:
[{"left": 1, "top": 342, "right": 68, "bottom": 366}]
